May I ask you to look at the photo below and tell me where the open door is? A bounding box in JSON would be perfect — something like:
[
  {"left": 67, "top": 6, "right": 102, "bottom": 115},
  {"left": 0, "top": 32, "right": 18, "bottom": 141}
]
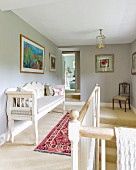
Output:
[{"left": 62, "top": 51, "right": 80, "bottom": 92}]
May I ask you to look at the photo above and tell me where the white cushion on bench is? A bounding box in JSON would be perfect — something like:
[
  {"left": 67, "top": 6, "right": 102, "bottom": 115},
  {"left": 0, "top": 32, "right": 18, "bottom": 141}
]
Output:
[
  {"left": 11, "top": 109, "right": 32, "bottom": 115},
  {"left": 37, "top": 95, "right": 64, "bottom": 113}
]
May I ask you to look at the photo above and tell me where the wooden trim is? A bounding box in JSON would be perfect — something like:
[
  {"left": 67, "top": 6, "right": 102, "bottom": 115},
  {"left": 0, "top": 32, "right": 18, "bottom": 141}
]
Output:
[
  {"left": 20, "top": 34, "right": 45, "bottom": 74},
  {"left": 78, "top": 95, "right": 93, "bottom": 123},
  {"left": 78, "top": 86, "right": 99, "bottom": 123},
  {"left": 131, "top": 52, "right": 136, "bottom": 75},
  {"left": 80, "top": 126, "right": 116, "bottom": 141},
  {"left": 95, "top": 139, "right": 99, "bottom": 170}
]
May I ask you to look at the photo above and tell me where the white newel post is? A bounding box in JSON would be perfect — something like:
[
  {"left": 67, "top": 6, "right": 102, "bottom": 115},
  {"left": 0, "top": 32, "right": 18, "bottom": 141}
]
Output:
[{"left": 68, "top": 109, "right": 80, "bottom": 170}]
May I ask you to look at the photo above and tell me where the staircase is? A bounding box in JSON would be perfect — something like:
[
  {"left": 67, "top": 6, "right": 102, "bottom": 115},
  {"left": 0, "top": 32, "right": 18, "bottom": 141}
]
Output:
[
  {"left": 65, "top": 90, "right": 80, "bottom": 101},
  {"left": 66, "top": 92, "right": 136, "bottom": 170},
  {"left": 100, "top": 107, "right": 136, "bottom": 170}
]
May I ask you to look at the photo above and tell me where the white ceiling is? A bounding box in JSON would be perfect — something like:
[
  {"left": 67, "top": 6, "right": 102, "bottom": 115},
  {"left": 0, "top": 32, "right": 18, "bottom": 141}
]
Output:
[{"left": 1, "top": 0, "right": 136, "bottom": 46}]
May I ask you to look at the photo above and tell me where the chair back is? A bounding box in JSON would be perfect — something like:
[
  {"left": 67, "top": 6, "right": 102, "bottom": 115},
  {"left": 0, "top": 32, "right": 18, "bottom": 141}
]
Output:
[{"left": 119, "top": 82, "right": 130, "bottom": 97}]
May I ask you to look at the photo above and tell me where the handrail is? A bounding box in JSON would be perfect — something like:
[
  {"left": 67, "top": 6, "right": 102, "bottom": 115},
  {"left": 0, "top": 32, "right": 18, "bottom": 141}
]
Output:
[
  {"left": 78, "top": 85, "right": 99, "bottom": 123},
  {"left": 78, "top": 96, "right": 92, "bottom": 123},
  {"left": 80, "top": 126, "right": 116, "bottom": 141}
]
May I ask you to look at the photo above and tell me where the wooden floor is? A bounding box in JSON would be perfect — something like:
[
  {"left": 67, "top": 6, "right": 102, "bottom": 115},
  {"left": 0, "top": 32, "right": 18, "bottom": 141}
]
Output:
[
  {"left": 1, "top": 95, "right": 136, "bottom": 170},
  {"left": 65, "top": 90, "right": 80, "bottom": 102}
]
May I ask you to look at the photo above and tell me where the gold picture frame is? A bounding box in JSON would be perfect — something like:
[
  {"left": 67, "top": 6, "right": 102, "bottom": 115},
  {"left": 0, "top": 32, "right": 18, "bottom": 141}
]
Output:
[
  {"left": 49, "top": 53, "right": 56, "bottom": 71},
  {"left": 20, "top": 35, "right": 45, "bottom": 74},
  {"left": 95, "top": 54, "right": 114, "bottom": 72},
  {"left": 131, "top": 52, "right": 136, "bottom": 75}
]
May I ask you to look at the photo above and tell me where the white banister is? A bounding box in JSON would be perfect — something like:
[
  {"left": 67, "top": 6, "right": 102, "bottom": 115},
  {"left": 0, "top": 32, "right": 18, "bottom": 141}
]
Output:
[
  {"left": 68, "top": 109, "right": 80, "bottom": 170},
  {"left": 69, "top": 84, "right": 102, "bottom": 170},
  {"left": 95, "top": 85, "right": 100, "bottom": 170}
]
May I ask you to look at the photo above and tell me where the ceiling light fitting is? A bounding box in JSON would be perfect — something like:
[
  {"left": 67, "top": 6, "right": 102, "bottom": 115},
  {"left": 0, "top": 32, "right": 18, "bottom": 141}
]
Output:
[{"left": 96, "top": 29, "right": 106, "bottom": 49}]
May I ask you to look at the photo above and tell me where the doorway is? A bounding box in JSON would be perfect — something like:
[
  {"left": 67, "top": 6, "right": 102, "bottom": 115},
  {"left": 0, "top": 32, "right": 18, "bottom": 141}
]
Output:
[
  {"left": 62, "top": 53, "right": 75, "bottom": 90},
  {"left": 62, "top": 51, "right": 80, "bottom": 92},
  {"left": 62, "top": 51, "right": 80, "bottom": 101}
]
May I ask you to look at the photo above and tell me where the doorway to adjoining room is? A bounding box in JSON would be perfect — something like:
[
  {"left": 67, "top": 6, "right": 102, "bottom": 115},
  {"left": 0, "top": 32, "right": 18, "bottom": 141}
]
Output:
[
  {"left": 62, "top": 53, "right": 75, "bottom": 90},
  {"left": 62, "top": 51, "right": 80, "bottom": 102}
]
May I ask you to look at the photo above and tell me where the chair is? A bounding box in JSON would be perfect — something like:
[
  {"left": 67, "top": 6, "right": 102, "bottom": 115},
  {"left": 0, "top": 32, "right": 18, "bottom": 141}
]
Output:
[{"left": 112, "top": 82, "right": 130, "bottom": 112}]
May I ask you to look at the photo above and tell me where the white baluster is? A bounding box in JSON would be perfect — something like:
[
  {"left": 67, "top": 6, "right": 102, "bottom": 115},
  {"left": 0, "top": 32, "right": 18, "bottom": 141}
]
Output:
[
  {"left": 68, "top": 109, "right": 80, "bottom": 170},
  {"left": 101, "top": 139, "right": 106, "bottom": 170}
]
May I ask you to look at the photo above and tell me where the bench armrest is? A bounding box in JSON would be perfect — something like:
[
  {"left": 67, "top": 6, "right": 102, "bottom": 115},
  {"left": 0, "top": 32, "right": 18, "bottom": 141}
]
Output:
[{"left": 5, "top": 88, "right": 37, "bottom": 116}]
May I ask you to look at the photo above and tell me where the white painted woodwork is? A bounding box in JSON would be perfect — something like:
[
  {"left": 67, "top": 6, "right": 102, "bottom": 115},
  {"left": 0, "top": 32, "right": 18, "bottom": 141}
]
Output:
[
  {"left": 79, "top": 126, "right": 116, "bottom": 170},
  {"left": 101, "top": 140, "right": 106, "bottom": 170},
  {"left": 5, "top": 82, "right": 65, "bottom": 145},
  {"left": 69, "top": 110, "right": 80, "bottom": 170},
  {"left": 69, "top": 85, "right": 101, "bottom": 170},
  {"left": 80, "top": 127, "right": 116, "bottom": 141},
  {"left": 70, "top": 85, "right": 121, "bottom": 170}
]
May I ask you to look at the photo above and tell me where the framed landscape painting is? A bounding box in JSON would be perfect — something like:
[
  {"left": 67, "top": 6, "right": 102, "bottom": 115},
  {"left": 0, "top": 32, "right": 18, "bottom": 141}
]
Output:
[
  {"left": 49, "top": 53, "right": 56, "bottom": 71},
  {"left": 20, "top": 34, "right": 45, "bottom": 74},
  {"left": 95, "top": 54, "right": 114, "bottom": 72}
]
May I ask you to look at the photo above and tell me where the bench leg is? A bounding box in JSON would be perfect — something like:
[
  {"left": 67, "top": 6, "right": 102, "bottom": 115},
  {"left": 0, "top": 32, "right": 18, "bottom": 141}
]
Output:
[
  {"left": 125, "top": 101, "right": 126, "bottom": 112},
  {"left": 129, "top": 99, "right": 131, "bottom": 109},
  {"left": 119, "top": 100, "right": 121, "bottom": 108},
  {"left": 112, "top": 99, "right": 114, "bottom": 110},
  {"left": 8, "top": 117, "right": 14, "bottom": 143},
  {"left": 33, "top": 119, "right": 38, "bottom": 145}
]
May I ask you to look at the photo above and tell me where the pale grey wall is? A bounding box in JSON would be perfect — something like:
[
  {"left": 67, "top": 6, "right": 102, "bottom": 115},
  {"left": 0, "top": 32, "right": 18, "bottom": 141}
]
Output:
[
  {"left": 130, "top": 40, "right": 136, "bottom": 108},
  {"left": 79, "top": 44, "right": 130, "bottom": 102},
  {"left": 75, "top": 51, "right": 80, "bottom": 90},
  {"left": 0, "top": 11, "right": 62, "bottom": 134}
]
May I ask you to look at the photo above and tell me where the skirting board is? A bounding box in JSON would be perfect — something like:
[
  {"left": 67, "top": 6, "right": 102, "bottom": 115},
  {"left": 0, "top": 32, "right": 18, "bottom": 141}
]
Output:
[
  {"left": 131, "top": 105, "right": 136, "bottom": 114},
  {"left": 0, "top": 132, "right": 8, "bottom": 146},
  {"left": 0, "top": 121, "right": 32, "bottom": 146},
  {"left": 66, "top": 102, "right": 120, "bottom": 107},
  {"left": 101, "top": 103, "right": 136, "bottom": 114},
  {"left": 65, "top": 101, "right": 85, "bottom": 105},
  {"left": 101, "top": 103, "right": 119, "bottom": 108},
  {"left": 66, "top": 102, "right": 134, "bottom": 109}
]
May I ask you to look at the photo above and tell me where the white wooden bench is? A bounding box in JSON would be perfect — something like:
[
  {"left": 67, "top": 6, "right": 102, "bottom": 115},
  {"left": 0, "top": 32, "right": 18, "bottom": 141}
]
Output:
[{"left": 5, "top": 82, "right": 65, "bottom": 145}]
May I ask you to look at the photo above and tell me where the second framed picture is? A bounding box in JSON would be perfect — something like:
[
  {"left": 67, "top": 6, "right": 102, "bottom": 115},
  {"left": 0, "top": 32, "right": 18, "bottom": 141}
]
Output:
[
  {"left": 49, "top": 53, "right": 56, "bottom": 71},
  {"left": 95, "top": 54, "right": 114, "bottom": 73},
  {"left": 131, "top": 52, "right": 136, "bottom": 75}
]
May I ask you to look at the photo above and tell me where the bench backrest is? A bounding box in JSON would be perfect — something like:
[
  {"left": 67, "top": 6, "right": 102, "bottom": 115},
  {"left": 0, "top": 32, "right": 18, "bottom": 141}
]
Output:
[{"left": 23, "top": 82, "right": 44, "bottom": 99}]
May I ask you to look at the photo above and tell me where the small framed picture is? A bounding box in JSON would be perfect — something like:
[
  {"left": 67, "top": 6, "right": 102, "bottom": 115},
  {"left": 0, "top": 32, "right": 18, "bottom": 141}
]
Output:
[
  {"left": 49, "top": 53, "right": 56, "bottom": 71},
  {"left": 95, "top": 54, "right": 114, "bottom": 72},
  {"left": 131, "top": 52, "right": 136, "bottom": 75}
]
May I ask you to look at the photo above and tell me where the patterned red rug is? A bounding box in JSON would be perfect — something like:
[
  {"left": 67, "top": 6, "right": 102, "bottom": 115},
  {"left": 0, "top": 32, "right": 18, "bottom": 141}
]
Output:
[{"left": 34, "top": 112, "right": 71, "bottom": 156}]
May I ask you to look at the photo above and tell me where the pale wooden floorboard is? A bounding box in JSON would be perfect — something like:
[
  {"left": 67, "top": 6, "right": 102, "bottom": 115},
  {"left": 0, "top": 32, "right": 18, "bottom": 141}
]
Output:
[{"left": 0, "top": 98, "right": 136, "bottom": 170}]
